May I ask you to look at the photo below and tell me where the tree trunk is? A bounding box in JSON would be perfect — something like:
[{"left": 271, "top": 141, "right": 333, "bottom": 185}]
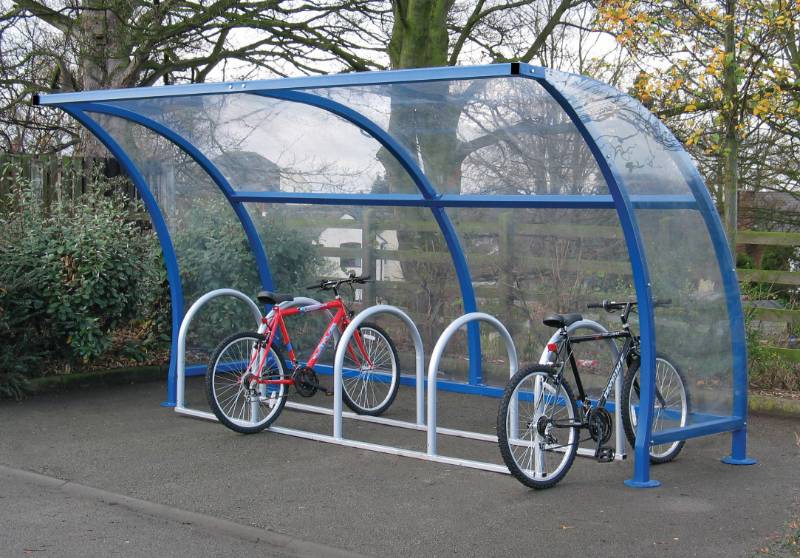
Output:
[
  {"left": 721, "top": 0, "right": 739, "bottom": 257},
  {"left": 77, "top": 0, "right": 130, "bottom": 158}
]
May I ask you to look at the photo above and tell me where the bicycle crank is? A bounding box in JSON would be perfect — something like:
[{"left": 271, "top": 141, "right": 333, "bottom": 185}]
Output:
[{"left": 292, "top": 366, "right": 319, "bottom": 397}]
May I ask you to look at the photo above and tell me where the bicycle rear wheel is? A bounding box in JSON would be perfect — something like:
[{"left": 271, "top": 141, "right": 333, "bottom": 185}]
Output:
[
  {"left": 339, "top": 323, "right": 399, "bottom": 416},
  {"left": 206, "top": 332, "right": 288, "bottom": 434},
  {"left": 621, "top": 355, "right": 690, "bottom": 463},
  {"left": 497, "top": 366, "right": 579, "bottom": 489}
]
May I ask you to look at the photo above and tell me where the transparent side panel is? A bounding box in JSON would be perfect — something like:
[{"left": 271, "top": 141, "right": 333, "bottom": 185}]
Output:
[
  {"left": 637, "top": 209, "right": 733, "bottom": 419},
  {"left": 105, "top": 94, "right": 389, "bottom": 195},
  {"left": 242, "top": 203, "right": 479, "bottom": 380},
  {"left": 87, "top": 112, "right": 262, "bottom": 364},
  {"left": 445, "top": 207, "right": 634, "bottom": 390},
  {"left": 546, "top": 69, "right": 736, "bottom": 422},
  {"left": 545, "top": 69, "right": 691, "bottom": 196},
  {"left": 308, "top": 77, "right": 607, "bottom": 196}
]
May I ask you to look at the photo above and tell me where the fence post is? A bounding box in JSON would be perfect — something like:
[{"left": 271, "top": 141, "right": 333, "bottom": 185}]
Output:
[
  {"left": 362, "top": 208, "right": 377, "bottom": 305},
  {"left": 498, "top": 211, "right": 515, "bottom": 335}
]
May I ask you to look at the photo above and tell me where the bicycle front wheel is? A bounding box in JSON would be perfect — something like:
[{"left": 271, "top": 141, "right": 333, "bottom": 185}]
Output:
[
  {"left": 206, "top": 332, "right": 288, "bottom": 434},
  {"left": 497, "top": 366, "right": 579, "bottom": 489},
  {"left": 621, "top": 355, "right": 690, "bottom": 463},
  {"left": 339, "top": 323, "right": 400, "bottom": 416}
]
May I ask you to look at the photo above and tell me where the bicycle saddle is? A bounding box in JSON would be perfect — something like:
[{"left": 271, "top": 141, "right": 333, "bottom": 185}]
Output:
[
  {"left": 542, "top": 313, "right": 583, "bottom": 328},
  {"left": 256, "top": 291, "right": 294, "bottom": 305}
]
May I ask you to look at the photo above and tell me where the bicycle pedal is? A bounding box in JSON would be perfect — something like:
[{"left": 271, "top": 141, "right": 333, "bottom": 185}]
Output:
[{"left": 595, "top": 447, "right": 615, "bottom": 463}]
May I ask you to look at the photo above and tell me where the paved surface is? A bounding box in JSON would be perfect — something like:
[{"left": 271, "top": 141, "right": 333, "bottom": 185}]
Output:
[{"left": 1, "top": 379, "right": 798, "bottom": 557}]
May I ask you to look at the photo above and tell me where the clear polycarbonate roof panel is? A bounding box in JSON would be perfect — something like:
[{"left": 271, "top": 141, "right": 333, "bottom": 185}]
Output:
[
  {"left": 101, "top": 76, "right": 607, "bottom": 197},
  {"left": 304, "top": 77, "right": 608, "bottom": 195},
  {"left": 102, "top": 94, "right": 392, "bottom": 195},
  {"left": 545, "top": 68, "right": 693, "bottom": 196}
]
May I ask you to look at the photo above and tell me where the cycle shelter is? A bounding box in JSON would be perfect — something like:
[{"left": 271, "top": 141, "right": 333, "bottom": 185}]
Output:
[{"left": 36, "top": 62, "right": 755, "bottom": 487}]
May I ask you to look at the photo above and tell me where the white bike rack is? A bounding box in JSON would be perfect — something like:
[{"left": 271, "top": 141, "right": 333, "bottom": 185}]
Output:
[
  {"left": 174, "top": 290, "right": 623, "bottom": 474},
  {"left": 539, "top": 319, "right": 626, "bottom": 461},
  {"left": 175, "top": 288, "right": 262, "bottom": 419}
]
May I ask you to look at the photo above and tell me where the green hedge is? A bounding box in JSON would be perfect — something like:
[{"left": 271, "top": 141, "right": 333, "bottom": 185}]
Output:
[
  {"left": 0, "top": 170, "right": 163, "bottom": 391},
  {"left": 0, "top": 167, "right": 324, "bottom": 398}
]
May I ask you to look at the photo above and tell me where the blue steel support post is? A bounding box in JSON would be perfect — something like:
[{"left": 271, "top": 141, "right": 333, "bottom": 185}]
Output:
[
  {"left": 79, "top": 103, "right": 274, "bottom": 294},
  {"left": 255, "top": 90, "right": 483, "bottom": 385},
  {"left": 535, "top": 71, "right": 661, "bottom": 488},
  {"left": 63, "top": 108, "right": 186, "bottom": 407}
]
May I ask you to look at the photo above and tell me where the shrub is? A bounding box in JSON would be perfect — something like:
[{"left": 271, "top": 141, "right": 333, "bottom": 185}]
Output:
[
  {"left": 171, "top": 196, "right": 323, "bottom": 350},
  {"left": 0, "top": 167, "right": 162, "bottom": 375}
]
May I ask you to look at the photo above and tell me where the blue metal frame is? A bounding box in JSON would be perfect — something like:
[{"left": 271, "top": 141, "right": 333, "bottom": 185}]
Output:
[
  {"left": 534, "top": 69, "right": 661, "bottom": 488},
  {"left": 255, "top": 89, "right": 484, "bottom": 385},
  {"left": 230, "top": 191, "right": 697, "bottom": 209},
  {"left": 63, "top": 107, "right": 186, "bottom": 407},
  {"left": 38, "top": 64, "right": 530, "bottom": 106},
  {"left": 42, "top": 62, "right": 750, "bottom": 483}
]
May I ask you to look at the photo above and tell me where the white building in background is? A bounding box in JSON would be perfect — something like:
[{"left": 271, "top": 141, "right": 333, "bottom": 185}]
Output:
[{"left": 317, "top": 214, "right": 404, "bottom": 281}]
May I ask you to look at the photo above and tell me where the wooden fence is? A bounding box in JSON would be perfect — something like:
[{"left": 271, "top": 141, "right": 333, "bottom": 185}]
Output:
[
  {"left": 737, "top": 230, "right": 800, "bottom": 362},
  {"left": 0, "top": 153, "right": 137, "bottom": 206}
]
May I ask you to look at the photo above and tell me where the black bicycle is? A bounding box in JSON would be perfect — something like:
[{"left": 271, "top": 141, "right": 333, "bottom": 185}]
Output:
[{"left": 497, "top": 300, "right": 690, "bottom": 489}]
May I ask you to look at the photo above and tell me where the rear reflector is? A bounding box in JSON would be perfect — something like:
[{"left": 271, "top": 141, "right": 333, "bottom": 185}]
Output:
[{"left": 547, "top": 342, "right": 558, "bottom": 353}]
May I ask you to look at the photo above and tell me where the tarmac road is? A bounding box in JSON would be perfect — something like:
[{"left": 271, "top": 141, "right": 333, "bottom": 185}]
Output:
[{"left": 1, "top": 380, "right": 798, "bottom": 557}]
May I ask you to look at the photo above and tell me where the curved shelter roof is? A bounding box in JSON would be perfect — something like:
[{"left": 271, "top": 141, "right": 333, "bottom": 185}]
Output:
[{"left": 36, "top": 63, "right": 750, "bottom": 485}]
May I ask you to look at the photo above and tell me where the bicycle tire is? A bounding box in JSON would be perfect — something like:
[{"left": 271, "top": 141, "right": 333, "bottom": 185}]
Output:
[
  {"left": 620, "top": 354, "right": 690, "bottom": 463},
  {"left": 339, "top": 323, "right": 400, "bottom": 416},
  {"left": 497, "top": 365, "right": 579, "bottom": 489},
  {"left": 206, "top": 332, "right": 288, "bottom": 434}
]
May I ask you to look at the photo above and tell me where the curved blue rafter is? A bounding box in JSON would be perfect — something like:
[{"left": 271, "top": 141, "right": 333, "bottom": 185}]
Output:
[
  {"left": 63, "top": 107, "right": 186, "bottom": 407},
  {"left": 533, "top": 72, "right": 661, "bottom": 488},
  {"left": 252, "top": 89, "right": 485, "bottom": 384},
  {"left": 77, "top": 102, "right": 274, "bottom": 293}
]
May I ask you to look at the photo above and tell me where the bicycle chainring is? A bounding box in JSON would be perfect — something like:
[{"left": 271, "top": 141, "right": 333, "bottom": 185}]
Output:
[
  {"left": 587, "top": 407, "right": 613, "bottom": 445},
  {"left": 292, "top": 366, "right": 319, "bottom": 397}
]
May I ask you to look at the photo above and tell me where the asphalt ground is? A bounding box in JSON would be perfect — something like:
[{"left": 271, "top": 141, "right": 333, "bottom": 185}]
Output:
[{"left": 1, "top": 379, "right": 798, "bottom": 557}]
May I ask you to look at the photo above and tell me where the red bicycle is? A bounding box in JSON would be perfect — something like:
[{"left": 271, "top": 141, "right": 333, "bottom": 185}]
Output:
[{"left": 205, "top": 273, "right": 400, "bottom": 434}]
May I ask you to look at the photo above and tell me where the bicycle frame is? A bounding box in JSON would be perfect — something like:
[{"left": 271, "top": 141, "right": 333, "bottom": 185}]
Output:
[
  {"left": 249, "top": 298, "right": 373, "bottom": 386},
  {"left": 552, "top": 331, "right": 635, "bottom": 413}
]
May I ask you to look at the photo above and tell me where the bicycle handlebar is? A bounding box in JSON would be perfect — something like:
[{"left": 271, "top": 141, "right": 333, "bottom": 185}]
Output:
[
  {"left": 587, "top": 299, "right": 672, "bottom": 312},
  {"left": 305, "top": 274, "right": 371, "bottom": 291}
]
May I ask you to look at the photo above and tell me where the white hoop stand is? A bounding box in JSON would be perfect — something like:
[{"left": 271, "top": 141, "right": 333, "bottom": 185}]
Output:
[
  {"left": 175, "top": 290, "right": 338, "bottom": 420},
  {"left": 538, "top": 320, "right": 626, "bottom": 461}
]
